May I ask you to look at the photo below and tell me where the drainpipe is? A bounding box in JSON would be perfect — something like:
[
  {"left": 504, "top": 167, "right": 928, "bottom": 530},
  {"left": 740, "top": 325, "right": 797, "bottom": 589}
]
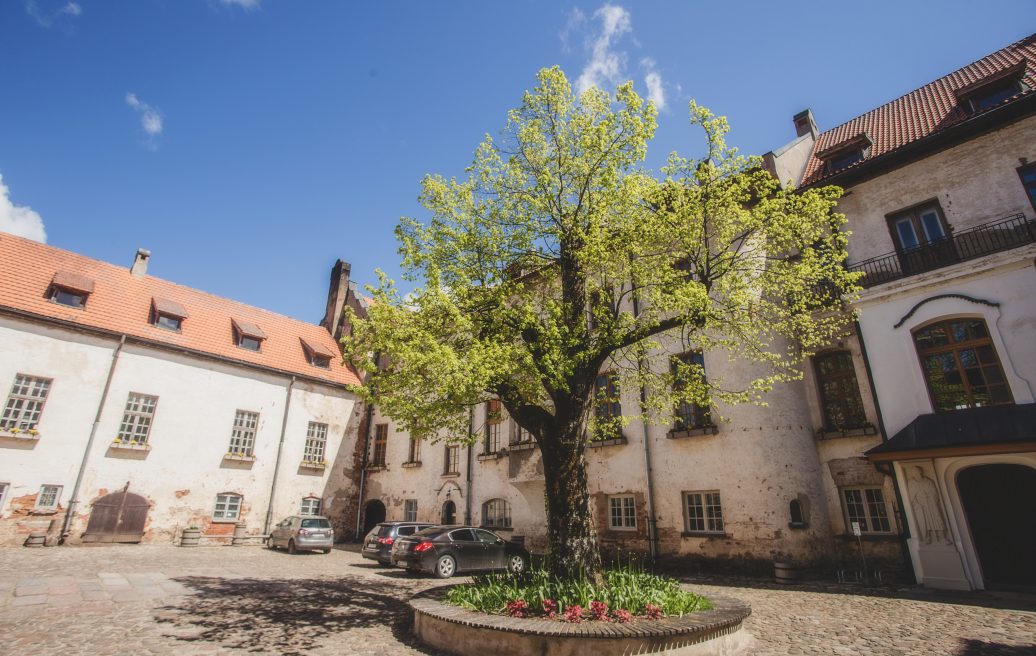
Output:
[
  {"left": 855, "top": 319, "right": 915, "bottom": 580},
  {"left": 264, "top": 375, "right": 296, "bottom": 534},
  {"left": 354, "top": 399, "right": 375, "bottom": 540},
  {"left": 632, "top": 293, "right": 660, "bottom": 562},
  {"left": 464, "top": 406, "right": 475, "bottom": 525},
  {"left": 61, "top": 334, "right": 126, "bottom": 543}
]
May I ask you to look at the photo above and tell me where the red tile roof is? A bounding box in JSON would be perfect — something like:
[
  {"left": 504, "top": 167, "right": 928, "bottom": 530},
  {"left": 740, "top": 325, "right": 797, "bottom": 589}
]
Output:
[
  {"left": 802, "top": 33, "right": 1036, "bottom": 186},
  {"left": 0, "top": 233, "right": 359, "bottom": 387}
]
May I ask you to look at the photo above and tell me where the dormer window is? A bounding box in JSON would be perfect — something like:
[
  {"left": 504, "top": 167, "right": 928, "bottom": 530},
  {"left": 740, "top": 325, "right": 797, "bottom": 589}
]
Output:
[
  {"left": 300, "top": 337, "right": 334, "bottom": 369},
  {"left": 232, "top": 318, "right": 266, "bottom": 352},
  {"left": 955, "top": 63, "right": 1028, "bottom": 114},
  {"left": 150, "top": 297, "right": 188, "bottom": 332},
  {"left": 48, "top": 271, "right": 95, "bottom": 308},
  {"left": 817, "top": 133, "right": 872, "bottom": 175}
]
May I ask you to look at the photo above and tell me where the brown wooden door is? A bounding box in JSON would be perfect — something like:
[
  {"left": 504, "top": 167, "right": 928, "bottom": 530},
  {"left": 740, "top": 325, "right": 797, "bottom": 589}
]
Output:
[{"left": 82, "top": 490, "right": 149, "bottom": 543}]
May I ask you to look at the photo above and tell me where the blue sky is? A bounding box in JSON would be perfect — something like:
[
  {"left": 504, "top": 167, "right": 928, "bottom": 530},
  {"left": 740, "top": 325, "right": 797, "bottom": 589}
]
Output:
[{"left": 1, "top": 1, "right": 1032, "bottom": 322}]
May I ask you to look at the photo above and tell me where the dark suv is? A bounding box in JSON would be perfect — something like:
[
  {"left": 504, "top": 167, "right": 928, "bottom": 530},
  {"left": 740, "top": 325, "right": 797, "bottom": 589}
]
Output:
[{"left": 362, "top": 522, "right": 435, "bottom": 565}]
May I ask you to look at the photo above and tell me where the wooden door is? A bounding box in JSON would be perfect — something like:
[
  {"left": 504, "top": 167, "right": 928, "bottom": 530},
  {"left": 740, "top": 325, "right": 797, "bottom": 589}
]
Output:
[{"left": 82, "top": 490, "right": 149, "bottom": 543}]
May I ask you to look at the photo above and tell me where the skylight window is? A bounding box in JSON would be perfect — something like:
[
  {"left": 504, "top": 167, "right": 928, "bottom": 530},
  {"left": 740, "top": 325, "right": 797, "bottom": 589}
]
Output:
[
  {"left": 48, "top": 271, "right": 95, "bottom": 309},
  {"left": 955, "top": 63, "right": 1028, "bottom": 114}
]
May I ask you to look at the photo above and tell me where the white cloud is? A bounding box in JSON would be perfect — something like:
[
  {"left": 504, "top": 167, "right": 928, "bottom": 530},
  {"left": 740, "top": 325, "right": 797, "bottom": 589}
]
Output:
[
  {"left": 559, "top": 8, "right": 585, "bottom": 54},
  {"left": 25, "top": 0, "right": 81, "bottom": 27},
  {"left": 125, "top": 92, "right": 164, "bottom": 147},
  {"left": 62, "top": 2, "right": 82, "bottom": 17},
  {"left": 575, "top": 4, "right": 632, "bottom": 96},
  {"left": 641, "top": 58, "right": 666, "bottom": 111},
  {"left": 0, "top": 175, "right": 47, "bottom": 243},
  {"left": 221, "top": 0, "right": 260, "bottom": 8}
]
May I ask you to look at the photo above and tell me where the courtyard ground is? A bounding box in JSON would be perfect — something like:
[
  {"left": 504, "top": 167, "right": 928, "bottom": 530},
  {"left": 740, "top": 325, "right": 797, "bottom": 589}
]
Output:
[{"left": 0, "top": 544, "right": 1033, "bottom": 655}]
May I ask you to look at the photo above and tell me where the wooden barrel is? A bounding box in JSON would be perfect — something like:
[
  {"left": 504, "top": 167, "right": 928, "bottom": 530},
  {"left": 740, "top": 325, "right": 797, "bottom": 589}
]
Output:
[
  {"left": 232, "top": 522, "right": 248, "bottom": 546},
  {"left": 774, "top": 561, "right": 800, "bottom": 584},
  {"left": 181, "top": 527, "right": 201, "bottom": 547},
  {"left": 24, "top": 532, "right": 46, "bottom": 548}
]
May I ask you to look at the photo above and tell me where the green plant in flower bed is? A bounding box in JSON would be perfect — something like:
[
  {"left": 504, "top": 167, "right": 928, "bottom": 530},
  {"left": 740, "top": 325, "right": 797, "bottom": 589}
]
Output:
[{"left": 444, "top": 561, "right": 712, "bottom": 620}]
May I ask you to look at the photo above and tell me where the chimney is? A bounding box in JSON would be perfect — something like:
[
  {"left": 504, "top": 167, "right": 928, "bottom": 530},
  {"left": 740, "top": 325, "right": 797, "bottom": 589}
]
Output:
[
  {"left": 793, "top": 109, "right": 818, "bottom": 139},
  {"left": 131, "top": 248, "right": 151, "bottom": 278},
  {"left": 321, "top": 259, "right": 352, "bottom": 338}
]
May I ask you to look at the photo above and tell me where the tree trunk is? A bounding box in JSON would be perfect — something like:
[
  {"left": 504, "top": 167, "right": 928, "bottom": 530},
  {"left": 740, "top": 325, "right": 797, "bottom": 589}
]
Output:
[{"left": 540, "top": 421, "right": 604, "bottom": 583}]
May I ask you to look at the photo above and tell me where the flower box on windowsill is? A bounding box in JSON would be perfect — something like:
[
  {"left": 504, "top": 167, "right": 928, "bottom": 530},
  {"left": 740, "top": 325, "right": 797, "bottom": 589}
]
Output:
[
  {"left": 816, "top": 424, "right": 878, "bottom": 440},
  {"left": 301, "top": 459, "right": 328, "bottom": 470},
  {"left": 401, "top": 460, "right": 422, "bottom": 468},
  {"left": 109, "top": 440, "right": 151, "bottom": 451},
  {"left": 364, "top": 463, "right": 386, "bottom": 472},
  {"left": 0, "top": 428, "right": 41, "bottom": 442},
  {"left": 586, "top": 435, "right": 628, "bottom": 449},
  {"left": 477, "top": 450, "right": 507, "bottom": 461},
  {"left": 667, "top": 425, "right": 719, "bottom": 439},
  {"left": 223, "top": 452, "right": 256, "bottom": 462},
  {"left": 508, "top": 441, "right": 537, "bottom": 452}
]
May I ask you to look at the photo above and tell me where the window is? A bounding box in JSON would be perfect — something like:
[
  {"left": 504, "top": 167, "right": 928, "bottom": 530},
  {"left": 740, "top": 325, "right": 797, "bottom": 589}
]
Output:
[
  {"left": 1, "top": 374, "right": 52, "bottom": 431},
  {"left": 813, "top": 351, "right": 867, "bottom": 430},
  {"left": 370, "top": 423, "right": 387, "bottom": 466},
  {"left": 913, "top": 318, "right": 1013, "bottom": 411},
  {"left": 213, "top": 493, "right": 242, "bottom": 521},
  {"left": 819, "top": 134, "right": 872, "bottom": 175},
  {"left": 301, "top": 338, "right": 333, "bottom": 369},
  {"left": 150, "top": 297, "right": 187, "bottom": 332},
  {"left": 482, "top": 498, "right": 511, "bottom": 528},
  {"left": 684, "top": 491, "right": 724, "bottom": 534},
  {"left": 304, "top": 422, "right": 328, "bottom": 463},
  {"left": 36, "top": 485, "right": 62, "bottom": 511},
  {"left": 593, "top": 373, "right": 622, "bottom": 439},
  {"left": 116, "top": 393, "right": 158, "bottom": 444},
  {"left": 608, "top": 494, "right": 636, "bottom": 531},
  {"left": 672, "top": 351, "right": 710, "bottom": 430},
  {"left": 1019, "top": 163, "right": 1036, "bottom": 213},
  {"left": 511, "top": 421, "right": 534, "bottom": 446},
  {"left": 0, "top": 482, "right": 8, "bottom": 510},
  {"left": 888, "top": 202, "right": 949, "bottom": 252},
  {"left": 404, "top": 499, "right": 418, "bottom": 522},
  {"left": 406, "top": 435, "right": 421, "bottom": 463},
  {"left": 484, "top": 399, "right": 502, "bottom": 453},
  {"left": 301, "top": 496, "right": 322, "bottom": 515},
  {"left": 232, "top": 318, "right": 266, "bottom": 352},
  {"left": 841, "top": 487, "right": 891, "bottom": 534},
  {"left": 48, "top": 271, "right": 94, "bottom": 308},
  {"left": 957, "top": 68, "right": 1026, "bottom": 113},
  {"left": 228, "top": 410, "right": 258, "bottom": 456},
  {"left": 443, "top": 444, "right": 460, "bottom": 474},
  {"left": 789, "top": 499, "right": 808, "bottom": 528}
]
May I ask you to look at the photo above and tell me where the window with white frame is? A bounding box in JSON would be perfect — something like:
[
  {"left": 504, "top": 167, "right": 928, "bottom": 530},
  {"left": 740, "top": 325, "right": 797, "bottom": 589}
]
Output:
[
  {"left": 511, "top": 421, "right": 533, "bottom": 445},
  {"left": 228, "top": 410, "right": 259, "bottom": 456},
  {"left": 406, "top": 435, "right": 421, "bottom": 463},
  {"left": 608, "top": 494, "right": 636, "bottom": 531},
  {"left": 301, "top": 496, "right": 321, "bottom": 516},
  {"left": 404, "top": 499, "right": 418, "bottom": 522},
  {"left": 443, "top": 445, "right": 460, "bottom": 474},
  {"left": 684, "top": 491, "right": 724, "bottom": 534},
  {"left": 36, "top": 485, "right": 62, "bottom": 511},
  {"left": 0, "top": 482, "right": 8, "bottom": 511},
  {"left": 304, "top": 422, "right": 328, "bottom": 463},
  {"left": 117, "top": 393, "right": 158, "bottom": 444},
  {"left": 841, "top": 487, "right": 892, "bottom": 534},
  {"left": 1, "top": 374, "right": 52, "bottom": 431},
  {"left": 484, "top": 399, "right": 503, "bottom": 453},
  {"left": 482, "top": 498, "right": 511, "bottom": 528},
  {"left": 213, "top": 493, "right": 242, "bottom": 521}
]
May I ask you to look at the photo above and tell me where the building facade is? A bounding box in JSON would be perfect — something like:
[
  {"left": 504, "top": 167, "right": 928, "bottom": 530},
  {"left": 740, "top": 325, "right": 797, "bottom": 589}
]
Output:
[{"left": 0, "top": 235, "right": 365, "bottom": 546}]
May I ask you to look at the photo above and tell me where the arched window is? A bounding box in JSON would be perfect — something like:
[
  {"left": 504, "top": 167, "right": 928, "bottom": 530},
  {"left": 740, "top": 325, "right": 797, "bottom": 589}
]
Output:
[
  {"left": 482, "top": 498, "right": 511, "bottom": 528},
  {"left": 301, "top": 496, "right": 321, "bottom": 516},
  {"left": 813, "top": 351, "right": 867, "bottom": 430},
  {"left": 913, "top": 318, "right": 1013, "bottom": 411}
]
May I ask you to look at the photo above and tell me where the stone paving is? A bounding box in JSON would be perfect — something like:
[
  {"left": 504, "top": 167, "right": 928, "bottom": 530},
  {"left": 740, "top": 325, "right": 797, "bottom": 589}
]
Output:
[{"left": 0, "top": 544, "right": 1033, "bottom": 655}]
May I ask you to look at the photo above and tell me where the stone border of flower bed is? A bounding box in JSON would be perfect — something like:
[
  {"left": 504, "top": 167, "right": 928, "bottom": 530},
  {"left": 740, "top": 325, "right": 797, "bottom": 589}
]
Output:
[{"left": 409, "top": 585, "right": 752, "bottom": 656}]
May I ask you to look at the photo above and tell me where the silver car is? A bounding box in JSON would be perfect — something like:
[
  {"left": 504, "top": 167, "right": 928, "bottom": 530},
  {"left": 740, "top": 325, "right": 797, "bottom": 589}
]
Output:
[{"left": 268, "top": 515, "right": 334, "bottom": 554}]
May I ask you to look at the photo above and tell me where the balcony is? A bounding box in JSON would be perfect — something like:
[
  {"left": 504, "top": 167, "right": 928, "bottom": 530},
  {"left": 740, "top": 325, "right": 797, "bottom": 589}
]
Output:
[{"left": 849, "top": 213, "right": 1036, "bottom": 288}]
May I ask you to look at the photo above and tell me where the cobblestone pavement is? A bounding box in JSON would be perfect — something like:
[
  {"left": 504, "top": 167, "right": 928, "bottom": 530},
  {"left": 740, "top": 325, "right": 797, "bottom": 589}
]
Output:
[{"left": 1, "top": 545, "right": 1034, "bottom": 655}]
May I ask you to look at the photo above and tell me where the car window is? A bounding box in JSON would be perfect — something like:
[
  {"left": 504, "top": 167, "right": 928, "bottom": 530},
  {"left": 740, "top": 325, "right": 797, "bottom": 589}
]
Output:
[
  {"left": 474, "top": 529, "right": 500, "bottom": 544},
  {"left": 376, "top": 524, "right": 394, "bottom": 538},
  {"left": 397, "top": 525, "right": 416, "bottom": 536},
  {"left": 415, "top": 526, "right": 445, "bottom": 537},
  {"left": 449, "top": 529, "right": 477, "bottom": 542},
  {"left": 301, "top": 518, "right": 331, "bottom": 529}
]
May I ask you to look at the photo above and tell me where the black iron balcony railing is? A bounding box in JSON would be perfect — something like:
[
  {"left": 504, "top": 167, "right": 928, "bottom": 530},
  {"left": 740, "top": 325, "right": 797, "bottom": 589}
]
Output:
[{"left": 848, "top": 213, "right": 1036, "bottom": 288}]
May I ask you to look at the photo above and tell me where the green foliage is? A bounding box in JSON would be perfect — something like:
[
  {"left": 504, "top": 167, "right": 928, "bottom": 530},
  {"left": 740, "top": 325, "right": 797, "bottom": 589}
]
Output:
[{"left": 444, "top": 562, "right": 712, "bottom": 617}]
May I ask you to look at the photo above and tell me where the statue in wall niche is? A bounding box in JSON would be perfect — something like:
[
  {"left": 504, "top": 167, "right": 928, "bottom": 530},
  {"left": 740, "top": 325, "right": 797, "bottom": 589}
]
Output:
[{"left": 908, "top": 466, "right": 951, "bottom": 545}]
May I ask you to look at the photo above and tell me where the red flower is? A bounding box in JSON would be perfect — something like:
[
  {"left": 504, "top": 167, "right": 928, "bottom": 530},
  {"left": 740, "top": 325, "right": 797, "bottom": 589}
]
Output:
[
  {"left": 562, "top": 605, "right": 584, "bottom": 623},
  {"left": 644, "top": 603, "right": 665, "bottom": 620},
  {"left": 542, "top": 598, "right": 558, "bottom": 619},
  {"left": 589, "top": 600, "right": 610, "bottom": 622},
  {"left": 505, "top": 599, "right": 528, "bottom": 618},
  {"left": 613, "top": 609, "right": 633, "bottom": 623}
]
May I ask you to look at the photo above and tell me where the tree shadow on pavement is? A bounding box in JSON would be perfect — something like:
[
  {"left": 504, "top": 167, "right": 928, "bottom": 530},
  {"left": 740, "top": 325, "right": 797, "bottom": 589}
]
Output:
[
  {"left": 154, "top": 576, "right": 443, "bottom": 655},
  {"left": 956, "top": 638, "right": 1036, "bottom": 655}
]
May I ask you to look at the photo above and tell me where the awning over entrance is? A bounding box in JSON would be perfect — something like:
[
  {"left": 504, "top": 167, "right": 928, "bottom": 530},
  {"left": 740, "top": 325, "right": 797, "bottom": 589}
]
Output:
[{"left": 867, "top": 403, "right": 1036, "bottom": 462}]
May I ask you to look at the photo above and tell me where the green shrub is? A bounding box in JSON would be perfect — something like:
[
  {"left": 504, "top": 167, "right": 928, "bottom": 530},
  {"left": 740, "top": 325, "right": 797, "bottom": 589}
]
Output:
[{"left": 444, "top": 561, "right": 711, "bottom": 619}]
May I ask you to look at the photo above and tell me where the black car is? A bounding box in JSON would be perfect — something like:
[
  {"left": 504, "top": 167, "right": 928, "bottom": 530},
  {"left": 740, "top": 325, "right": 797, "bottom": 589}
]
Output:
[
  {"left": 361, "top": 521, "right": 435, "bottom": 565},
  {"left": 390, "top": 525, "right": 529, "bottom": 578}
]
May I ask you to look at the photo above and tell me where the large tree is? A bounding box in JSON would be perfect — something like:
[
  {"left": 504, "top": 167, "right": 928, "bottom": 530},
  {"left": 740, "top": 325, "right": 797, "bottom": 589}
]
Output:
[{"left": 342, "top": 68, "right": 854, "bottom": 581}]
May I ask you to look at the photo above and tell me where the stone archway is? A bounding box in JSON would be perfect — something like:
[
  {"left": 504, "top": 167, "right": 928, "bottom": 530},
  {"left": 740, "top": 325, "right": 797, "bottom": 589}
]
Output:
[
  {"left": 441, "top": 500, "right": 457, "bottom": 525},
  {"left": 957, "top": 464, "right": 1036, "bottom": 589},
  {"left": 362, "top": 499, "right": 386, "bottom": 535}
]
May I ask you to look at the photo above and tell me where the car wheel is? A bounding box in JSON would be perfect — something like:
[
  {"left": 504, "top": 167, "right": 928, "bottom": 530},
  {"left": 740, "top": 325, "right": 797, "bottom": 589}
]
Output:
[
  {"left": 288, "top": 539, "right": 298, "bottom": 555},
  {"left": 507, "top": 554, "right": 527, "bottom": 575},
  {"left": 266, "top": 539, "right": 277, "bottom": 550},
  {"left": 322, "top": 549, "right": 331, "bottom": 554},
  {"left": 434, "top": 554, "right": 456, "bottom": 579},
  {"left": 377, "top": 561, "right": 393, "bottom": 568}
]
